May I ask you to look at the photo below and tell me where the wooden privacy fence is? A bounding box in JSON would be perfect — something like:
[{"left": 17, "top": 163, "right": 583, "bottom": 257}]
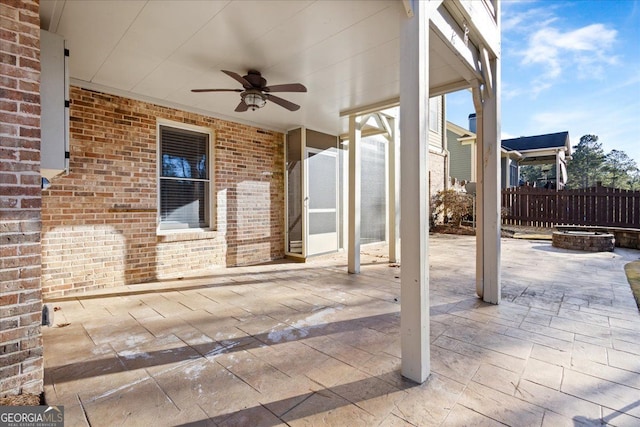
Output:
[{"left": 502, "top": 184, "right": 640, "bottom": 229}]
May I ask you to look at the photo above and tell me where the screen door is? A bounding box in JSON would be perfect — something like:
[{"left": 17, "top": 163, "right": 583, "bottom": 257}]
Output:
[{"left": 306, "top": 148, "right": 338, "bottom": 255}]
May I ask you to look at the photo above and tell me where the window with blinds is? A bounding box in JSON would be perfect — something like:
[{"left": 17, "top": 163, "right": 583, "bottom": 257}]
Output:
[{"left": 158, "top": 125, "right": 211, "bottom": 230}]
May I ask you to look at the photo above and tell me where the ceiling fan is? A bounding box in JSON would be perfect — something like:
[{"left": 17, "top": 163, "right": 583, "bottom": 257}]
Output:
[{"left": 191, "top": 70, "right": 307, "bottom": 112}]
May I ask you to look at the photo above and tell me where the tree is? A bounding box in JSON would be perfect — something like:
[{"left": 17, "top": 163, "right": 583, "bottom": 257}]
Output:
[
  {"left": 603, "top": 149, "right": 638, "bottom": 189},
  {"left": 630, "top": 170, "right": 640, "bottom": 191},
  {"left": 566, "top": 134, "right": 606, "bottom": 189},
  {"left": 519, "top": 164, "right": 544, "bottom": 186}
]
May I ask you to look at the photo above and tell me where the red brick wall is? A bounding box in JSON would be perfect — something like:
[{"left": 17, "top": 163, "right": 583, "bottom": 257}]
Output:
[
  {"left": 0, "top": 0, "right": 43, "bottom": 397},
  {"left": 41, "top": 87, "right": 285, "bottom": 296}
]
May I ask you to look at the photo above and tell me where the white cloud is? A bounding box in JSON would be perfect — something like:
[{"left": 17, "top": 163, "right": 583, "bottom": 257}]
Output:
[
  {"left": 501, "top": 131, "right": 516, "bottom": 140},
  {"left": 502, "top": 1, "right": 620, "bottom": 100},
  {"left": 502, "top": 81, "right": 525, "bottom": 100},
  {"left": 521, "top": 23, "right": 618, "bottom": 83},
  {"left": 498, "top": 1, "right": 640, "bottom": 164},
  {"left": 531, "top": 110, "right": 589, "bottom": 132},
  {"left": 502, "top": 10, "right": 539, "bottom": 33},
  {"left": 529, "top": 80, "right": 553, "bottom": 99},
  {"left": 501, "top": 3, "right": 558, "bottom": 33},
  {"left": 555, "top": 24, "right": 616, "bottom": 51}
]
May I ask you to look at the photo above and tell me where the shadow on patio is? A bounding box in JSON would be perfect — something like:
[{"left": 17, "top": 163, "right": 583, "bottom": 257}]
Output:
[{"left": 43, "top": 235, "right": 640, "bottom": 426}]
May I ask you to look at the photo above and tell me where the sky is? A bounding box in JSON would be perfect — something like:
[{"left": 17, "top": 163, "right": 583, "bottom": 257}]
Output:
[{"left": 446, "top": 0, "right": 640, "bottom": 164}]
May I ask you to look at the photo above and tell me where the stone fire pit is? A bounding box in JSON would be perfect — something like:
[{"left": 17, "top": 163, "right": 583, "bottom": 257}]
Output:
[{"left": 552, "top": 230, "right": 615, "bottom": 252}]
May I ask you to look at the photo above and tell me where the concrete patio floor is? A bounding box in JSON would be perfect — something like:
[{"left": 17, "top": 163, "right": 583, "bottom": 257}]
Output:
[{"left": 43, "top": 235, "right": 640, "bottom": 426}]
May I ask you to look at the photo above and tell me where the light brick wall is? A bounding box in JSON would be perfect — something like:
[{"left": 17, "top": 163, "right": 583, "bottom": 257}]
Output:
[
  {"left": 428, "top": 95, "right": 448, "bottom": 200},
  {"left": 41, "top": 87, "right": 284, "bottom": 296},
  {"left": 429, "top": 149, "right": 447, "bottom": 201},
  {"left": 0, "top": 0, "right": 44, "bottom": 397}
]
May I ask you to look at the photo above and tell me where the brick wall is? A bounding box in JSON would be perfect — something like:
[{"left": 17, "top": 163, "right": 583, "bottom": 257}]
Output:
[
  {"left": 0, "top": 0, "right": 44, "bottom": 397},
  {"left": 41, "top": 87, "right": 284, "bottom": 296},
  {"left": 428, "top": 149, "right": 447, "bottom": 202},
  {"left": 428, "top": 95, "right": 448, "bottom": 200}
]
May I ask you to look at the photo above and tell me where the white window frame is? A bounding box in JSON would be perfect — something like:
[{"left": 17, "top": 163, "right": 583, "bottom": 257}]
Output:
[{"left": 156, "top": 119, "right": 215, "bottom": 233}]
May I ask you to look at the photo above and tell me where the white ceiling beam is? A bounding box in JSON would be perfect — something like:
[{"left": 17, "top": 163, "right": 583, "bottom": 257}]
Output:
[
  {"left": 357, "top": 113, "right": 374, "bottom": 132},
  {"left": 430, "top": 5, "right": 482, "bottom": 82},
  {"left": 339, "top": 97, "right": 399, "bottom": 118},
  {"left": 401, "top": 0, "right": 414, "bottom": 18},
  {"left": 429, "top": 79, "right": 471, "bottom": 97},
  {"left": 339, "top": 127, "right": 390, "bottom": 141},
  {"left": 449, "top": 0, "right": 500, "bottom": 58},
  {"left": 339, "top": 111, "right": 395, "bottom": 141},
  {"left": 378, "top": 114, "right": 393, "bottom": 138},
  {"left": 480, "top": 45, "right": 493, "bottom": 99}
]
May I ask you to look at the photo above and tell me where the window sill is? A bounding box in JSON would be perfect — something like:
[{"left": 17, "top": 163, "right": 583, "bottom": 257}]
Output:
[{"left": 157, "top": 228, "right": 219, "bottom": 242}]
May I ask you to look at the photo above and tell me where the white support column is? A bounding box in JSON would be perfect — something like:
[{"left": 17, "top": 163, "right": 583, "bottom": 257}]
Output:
[
  {"left": 348, "top": 114, "right": 361, "bottom": 274},
  {"left": 400, "top": 0, "right": 430, "bottom": 383},
  {"left": 483, "top": 55, "right": 501, "bottom": 304},
  {"left": 555, "top": 151, "right": 561, "bottom": 189},
  {"left": 388, "top": 116, "right": 400, "bottom": 263},
  {"left": 473, "top": 49, "right": 501, "bottom": 304},
  {"left": 473, "top": 84, "right": 484, "bottom": 300},
  {"left": 504, "top": 157, "right": 510, "bottom": 189}
]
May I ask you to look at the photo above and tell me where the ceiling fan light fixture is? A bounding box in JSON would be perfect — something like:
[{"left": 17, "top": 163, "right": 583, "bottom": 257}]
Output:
[
  {"left": 243, "top": 91, "right": 266, "bottom": 110},
  {"left": 192, "top": 70, "right": 304, "bottom": 112}
]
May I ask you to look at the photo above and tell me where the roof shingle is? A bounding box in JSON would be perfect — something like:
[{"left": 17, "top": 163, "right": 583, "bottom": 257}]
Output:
[{"left": 502, "top": 131, "right": 569, "bottom": 151}]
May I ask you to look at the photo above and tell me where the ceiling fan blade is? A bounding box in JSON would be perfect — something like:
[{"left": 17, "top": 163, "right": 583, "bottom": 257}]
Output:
[
  {"left": 191, "top": 88, "right": 243, "bottom": 93},
  {"left": 234, "top": 100, "right": 249, "bottom": 112},
  {"left": 266, "top": 94, "right": 300, "bottom": 111},
  {"left": 222, "top": 70, "right": 252, "bottom": 89},
  {"left": 264, "top": 83, "right": 307, "bottom": 93}
]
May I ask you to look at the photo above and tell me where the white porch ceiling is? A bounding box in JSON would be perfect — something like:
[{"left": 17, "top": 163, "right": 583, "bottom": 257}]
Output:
[{"left": 40, "top": 0, "right": 474, "bottom": 136}]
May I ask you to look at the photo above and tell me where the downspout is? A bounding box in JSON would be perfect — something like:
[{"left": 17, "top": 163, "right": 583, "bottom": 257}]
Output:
[
  {"left": 442, "top": 95, "right": 449, "bottom": 190},
  {"left": 444, "top": 150, "right": 450, "bottom": 190}
]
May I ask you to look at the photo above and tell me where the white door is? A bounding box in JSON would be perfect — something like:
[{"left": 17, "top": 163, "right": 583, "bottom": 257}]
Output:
[{"left": 306, "top": 148, "right": 338, "bottom": 255}]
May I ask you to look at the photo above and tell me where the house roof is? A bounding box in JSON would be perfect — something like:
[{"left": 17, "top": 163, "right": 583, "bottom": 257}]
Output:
[
  {"left": 446, "top": 120, "right": 476, "bottom": 138},
  {"left": 501, "top": 131, "right": 570, "bottom": 153}
]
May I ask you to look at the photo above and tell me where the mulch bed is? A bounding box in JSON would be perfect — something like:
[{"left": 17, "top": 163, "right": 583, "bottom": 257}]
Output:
[
  {"left": 0, "top": 393, "right": 42, "bottom": 406},
  {"left": 430, "top": 224, "right": 476, "bottom": 236},
  {"left": 431, "top": 224, "right": 516, "bottom": 238}
]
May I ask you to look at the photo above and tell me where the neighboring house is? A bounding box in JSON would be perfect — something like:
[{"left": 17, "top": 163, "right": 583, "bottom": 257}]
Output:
[
  {"left": 446, "top": 119, "right": 476, "bottom": 184},
  {"left": 502, "top": 132, "right": 571, "bottom": 189},
  {"left": 448, "top": 114, "right": 570, "bottom": 189}
]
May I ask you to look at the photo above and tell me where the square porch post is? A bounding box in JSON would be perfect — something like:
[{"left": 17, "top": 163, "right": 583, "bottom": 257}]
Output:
[
  {"left": 388, "top": 116, "right": 400, "bottom": 264},
  {"left": 348, "top": 114, "right": 361, "bottom": 274},
  {"left": 473, "top": 51, "right": 501, "bottom": 304},
  {"left": 400, "top": 0, "right": 430, "bottom": 383}
]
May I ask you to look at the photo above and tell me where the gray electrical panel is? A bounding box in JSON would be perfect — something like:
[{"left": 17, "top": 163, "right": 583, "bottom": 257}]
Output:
[{"left": 40, "top": 29, "right": 69, "bottom": 181}]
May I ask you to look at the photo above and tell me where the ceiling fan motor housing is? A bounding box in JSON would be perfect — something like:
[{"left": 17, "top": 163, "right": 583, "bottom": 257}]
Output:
[
  {"left": 244, "top": 70, "right": 267, "bottom": 89},
  {"left": 191, "top": 69, "right": 306, "bottom": 112}
]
